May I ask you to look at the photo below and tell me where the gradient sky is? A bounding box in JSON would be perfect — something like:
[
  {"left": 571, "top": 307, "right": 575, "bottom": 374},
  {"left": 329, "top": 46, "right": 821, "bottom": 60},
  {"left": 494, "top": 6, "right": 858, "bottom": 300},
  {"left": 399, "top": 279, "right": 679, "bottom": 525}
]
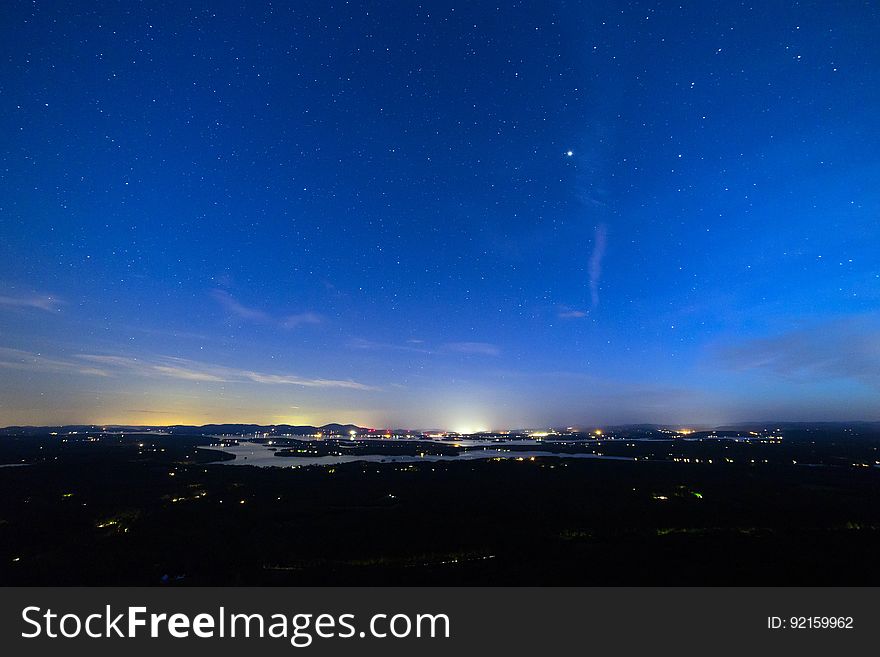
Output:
[{"left": 1, "top": 1, "right": 879, "bottom": 429}]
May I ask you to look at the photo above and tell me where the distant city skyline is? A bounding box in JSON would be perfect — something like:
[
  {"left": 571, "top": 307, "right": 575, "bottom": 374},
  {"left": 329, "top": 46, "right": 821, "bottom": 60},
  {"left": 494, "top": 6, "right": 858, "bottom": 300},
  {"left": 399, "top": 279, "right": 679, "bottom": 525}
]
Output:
[{"left": 2, "top": 2, "right": 879, "bottom": 428}]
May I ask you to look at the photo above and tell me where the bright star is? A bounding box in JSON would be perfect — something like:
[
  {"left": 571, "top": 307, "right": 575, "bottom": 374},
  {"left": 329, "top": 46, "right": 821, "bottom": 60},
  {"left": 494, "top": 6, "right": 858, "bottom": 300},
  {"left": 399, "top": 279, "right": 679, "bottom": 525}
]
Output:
[{"left": 565, "top": 150, "right": 574, "bottom": 157}]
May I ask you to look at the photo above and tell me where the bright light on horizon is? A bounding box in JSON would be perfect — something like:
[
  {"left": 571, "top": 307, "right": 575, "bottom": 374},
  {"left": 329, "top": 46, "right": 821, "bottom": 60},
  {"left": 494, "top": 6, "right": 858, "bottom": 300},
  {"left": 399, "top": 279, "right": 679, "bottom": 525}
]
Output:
[{"left": 452, "top": 424, "right": 489, "bottom": 435}]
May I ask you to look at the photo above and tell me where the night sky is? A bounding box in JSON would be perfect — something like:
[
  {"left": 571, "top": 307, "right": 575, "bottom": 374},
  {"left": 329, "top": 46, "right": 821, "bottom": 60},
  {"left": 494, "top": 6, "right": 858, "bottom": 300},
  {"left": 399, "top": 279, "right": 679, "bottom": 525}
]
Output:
[{"left": 1, "top": 1, "right": 879, "bottom": 429}]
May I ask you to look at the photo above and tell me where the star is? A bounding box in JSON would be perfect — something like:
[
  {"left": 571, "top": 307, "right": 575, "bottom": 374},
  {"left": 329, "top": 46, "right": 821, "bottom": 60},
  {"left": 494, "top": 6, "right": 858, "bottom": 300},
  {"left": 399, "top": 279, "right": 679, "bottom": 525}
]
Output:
[{"left": 565, "top": 150, "right": 573, "bottom": 157}]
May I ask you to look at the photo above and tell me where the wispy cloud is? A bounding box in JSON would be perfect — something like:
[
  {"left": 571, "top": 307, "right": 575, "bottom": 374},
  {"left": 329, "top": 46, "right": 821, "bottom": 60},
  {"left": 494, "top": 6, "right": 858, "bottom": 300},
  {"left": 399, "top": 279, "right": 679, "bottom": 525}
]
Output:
[
  {"left": 239, "top": 371, "right": 374, "bottom": 389},
  {"left": 211, "top": 289, "right": 323, "bottom": 329},
  {"left": 0, "top": 347, "right": 111, "bottom": 376},
  {"left": 349, "top": 338, "right": 433, "bottom": 354},
  {"left": 588, "top": 224, "right": 607, "bottom": 311},
  {"left": 77, "top": 354, "right": 377, "bottom": 390},
  {"left": 715, "top": 316, "right": 880, "bottom": 389},
  {"left": 558, "top": 308, "right": 588, "bottom": 319},
  {"left": 350, "top": 338, "right": 501, "bottom": 357},
  {"left": 123, "top": 325, "right": 211, "bottom": 341},
  {"left": 556, "top": 225, "right": 607, "bottom": 319},
  {"left": 0, "top": 292, "right": 62, "bottom": 312},
  {"left": 442, "top": 342, "right": 501, "bottom": 356},
  {"left": 282, "top": 312, "right": 323, "bottom": 329},
  {"left": 210, "top": 289, "right": 270, "bottom": 322},
  {"left": 0, "top": 347, "right": 376, "bottom": 391}
]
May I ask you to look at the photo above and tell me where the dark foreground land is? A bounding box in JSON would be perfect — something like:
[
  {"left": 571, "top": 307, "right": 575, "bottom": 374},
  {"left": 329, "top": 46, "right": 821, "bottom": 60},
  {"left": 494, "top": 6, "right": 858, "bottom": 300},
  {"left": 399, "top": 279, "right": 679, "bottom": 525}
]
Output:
[{"left": 1, "top": 428, "right": 880, "bottom": 585}]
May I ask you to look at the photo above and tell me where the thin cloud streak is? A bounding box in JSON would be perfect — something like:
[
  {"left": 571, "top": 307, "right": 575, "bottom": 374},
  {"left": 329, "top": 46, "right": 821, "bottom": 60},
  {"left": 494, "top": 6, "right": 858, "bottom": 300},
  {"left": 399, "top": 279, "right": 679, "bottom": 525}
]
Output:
[
  {"left": 0, "top": 347, "right": 376, "bottom": 391},
  {"left": 442, "top": 342, "right": 501, "bottom": 356},
  {"left": 210, "top": 289, "right": 270, "bottom": 322},
  {"left": 349, "top": 338, "right": 433, "bottom": 354},
  {"left": 283, "top": 312, "right": 323, "bottom": 328},
  {"left": 557, "top": 224, "right": 607, "bottom": 319},
  {"left": 0, "top": 293, "right": 62, "bottom": 312},
  {"left": 78, "top": 354, "right": 378, "bottom": 390},
  {"left": 241, "top": 371, "right": 374, "bottom": 389},
  {"left": 715, "top": 316, "right": 880, "bottom": 389},
  {"left": 588, "top": 224, "right": 607, "bottom": 311},
  {"left": 211, "top": 289, "right": 323, "bottom": 329},
  {"left": 0, "top": 347, "right": 112, "bottom": 377},
  {"left": 350, "top": 338, "right": 501, "bottom": 356}
]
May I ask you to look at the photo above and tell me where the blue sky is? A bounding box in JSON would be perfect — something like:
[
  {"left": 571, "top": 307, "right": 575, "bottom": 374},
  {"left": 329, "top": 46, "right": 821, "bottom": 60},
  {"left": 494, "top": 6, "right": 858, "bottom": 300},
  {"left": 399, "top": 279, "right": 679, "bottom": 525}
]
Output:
[{"left": 1, "top": 1, "right": 878, "bottom": 428}]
